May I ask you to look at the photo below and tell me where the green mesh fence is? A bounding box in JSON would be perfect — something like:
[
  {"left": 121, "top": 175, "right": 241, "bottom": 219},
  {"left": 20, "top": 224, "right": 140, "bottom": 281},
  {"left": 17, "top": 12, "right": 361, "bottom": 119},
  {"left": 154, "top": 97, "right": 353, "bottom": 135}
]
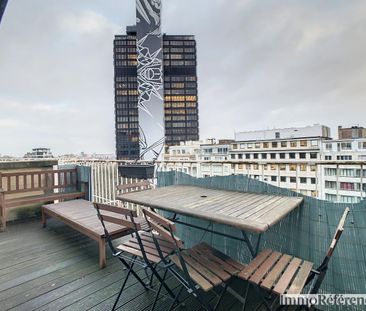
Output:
[{"left": 157, "top": 171, "right": 366, "bottom": 311}]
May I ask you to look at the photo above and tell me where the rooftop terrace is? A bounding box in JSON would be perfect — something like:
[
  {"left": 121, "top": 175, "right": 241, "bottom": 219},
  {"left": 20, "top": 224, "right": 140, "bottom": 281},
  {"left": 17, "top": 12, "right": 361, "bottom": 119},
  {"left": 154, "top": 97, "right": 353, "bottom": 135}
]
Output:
[{"left": 0, "top": 219, "right": 284, "bottom": 311}]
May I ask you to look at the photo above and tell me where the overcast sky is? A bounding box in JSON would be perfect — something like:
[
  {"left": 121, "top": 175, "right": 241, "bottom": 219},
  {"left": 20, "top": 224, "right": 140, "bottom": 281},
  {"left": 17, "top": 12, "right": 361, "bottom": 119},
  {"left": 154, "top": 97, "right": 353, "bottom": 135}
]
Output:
[{"left": 1, "top": 0, "right": 366, "bottom": 156}]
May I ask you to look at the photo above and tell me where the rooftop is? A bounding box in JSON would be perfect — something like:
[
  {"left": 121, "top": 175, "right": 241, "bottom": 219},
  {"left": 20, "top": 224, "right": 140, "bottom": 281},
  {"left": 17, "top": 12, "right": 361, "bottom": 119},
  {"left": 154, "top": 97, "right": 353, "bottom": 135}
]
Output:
[{"left": 0, "top": 219, "right": 275, "bottom": 311}]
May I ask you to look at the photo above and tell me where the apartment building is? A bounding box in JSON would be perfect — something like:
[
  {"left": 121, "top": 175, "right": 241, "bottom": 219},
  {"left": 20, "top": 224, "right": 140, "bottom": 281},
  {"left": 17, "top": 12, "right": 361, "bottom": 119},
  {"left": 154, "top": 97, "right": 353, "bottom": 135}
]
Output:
[
  {"left": 228, "top": 125, "right": 330, "bottom": 197},
  {"left": 319, "top": 138, "right": 366, "bottom": 203},
  {"left": 159, "top": 125, "right": 366, "bottom": 202}
]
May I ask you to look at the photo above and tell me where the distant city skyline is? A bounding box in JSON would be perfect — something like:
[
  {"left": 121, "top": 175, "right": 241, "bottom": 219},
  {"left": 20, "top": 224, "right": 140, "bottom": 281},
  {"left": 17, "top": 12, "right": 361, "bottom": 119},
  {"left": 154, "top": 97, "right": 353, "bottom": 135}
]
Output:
[{"left": 1, "top": 0, "right": 366, "bottom": 156}]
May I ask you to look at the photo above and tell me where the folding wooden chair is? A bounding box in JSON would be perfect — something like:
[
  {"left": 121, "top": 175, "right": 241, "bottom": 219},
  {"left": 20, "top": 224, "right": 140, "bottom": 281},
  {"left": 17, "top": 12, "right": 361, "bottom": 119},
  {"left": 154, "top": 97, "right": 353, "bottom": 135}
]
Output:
[
  {"left": 142, "top": 208, "right": 245, "bottom": 311},
  {"left": 237, "top": 207, "right": 350, "bottom": 311},
  {"left": 94, "top": 203, "right": 177, "bottom": 311}
]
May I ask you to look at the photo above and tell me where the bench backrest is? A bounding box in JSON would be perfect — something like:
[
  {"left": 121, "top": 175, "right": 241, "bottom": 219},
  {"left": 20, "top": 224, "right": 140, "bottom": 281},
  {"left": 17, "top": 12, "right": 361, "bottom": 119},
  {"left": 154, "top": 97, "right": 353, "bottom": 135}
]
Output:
[
  {"left": 117, "top": 180, "right": 152, "bottom": 194},
  {"left": 0, "top": 168, "right": 79, "bottom": 194}
]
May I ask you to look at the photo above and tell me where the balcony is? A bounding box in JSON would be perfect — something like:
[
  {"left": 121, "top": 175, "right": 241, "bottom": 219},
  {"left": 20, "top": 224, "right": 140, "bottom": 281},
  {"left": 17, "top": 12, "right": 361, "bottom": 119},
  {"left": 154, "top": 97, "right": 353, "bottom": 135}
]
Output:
[{"left": 0, "top": 161, "right": 365, "bottom": 311}]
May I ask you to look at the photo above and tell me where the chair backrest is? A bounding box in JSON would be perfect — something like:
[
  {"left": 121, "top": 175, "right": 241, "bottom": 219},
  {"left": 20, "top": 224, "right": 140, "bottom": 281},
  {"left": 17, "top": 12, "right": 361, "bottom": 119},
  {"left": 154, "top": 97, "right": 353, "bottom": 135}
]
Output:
[
  {"left": 94, "top": 202, "right": 141, "bottom": 254},
  {"left": 324, "top": 207, "right": 350, "bottom": 263},
  {"left": 142, "top": 209, "right": 184, "bottom": 249},
  {"left": 310, "top": 208, "right": 350, "bottom": 294}
]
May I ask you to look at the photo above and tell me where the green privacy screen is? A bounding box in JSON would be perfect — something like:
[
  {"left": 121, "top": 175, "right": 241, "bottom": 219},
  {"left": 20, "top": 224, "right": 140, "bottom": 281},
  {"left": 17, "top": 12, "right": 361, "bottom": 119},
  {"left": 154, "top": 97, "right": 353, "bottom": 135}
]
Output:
[{"left": 157, "top": 171, "right": 366, "bottom": 311}]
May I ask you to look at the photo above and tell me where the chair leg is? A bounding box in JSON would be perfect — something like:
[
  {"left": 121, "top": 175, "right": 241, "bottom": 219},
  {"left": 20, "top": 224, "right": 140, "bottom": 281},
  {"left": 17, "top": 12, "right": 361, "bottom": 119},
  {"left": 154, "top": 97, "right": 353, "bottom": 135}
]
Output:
[
  {"left": 150, "top": 265, "right": 176, "bottom": 299},
  {"left": 241, "top": 282, "right": 250, "bottom": 311},
  {"left": 193, "top": 289, "right": 214, "bottom": 311},
  {"left": 119, "top": 257, "right": 148, "bottom": 289},
  {"left": 214, "top": 283, "right": 229, "bottom": 310},
  {"left": 151, "top": 269, "right": 168, "bottom": 311},
  {"left": 113, "top": 260, "right": 136, "bottom": 310},
  {"left": 168, "top": 285, "right": 184, "bottom": 311}
]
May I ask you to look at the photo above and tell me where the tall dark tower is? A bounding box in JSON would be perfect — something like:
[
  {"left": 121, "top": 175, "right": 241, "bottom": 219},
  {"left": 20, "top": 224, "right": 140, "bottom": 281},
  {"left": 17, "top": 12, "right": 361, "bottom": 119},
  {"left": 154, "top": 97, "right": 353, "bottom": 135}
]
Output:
[{"left": 114, "top": 2, "right": 199, "bottom": 160}]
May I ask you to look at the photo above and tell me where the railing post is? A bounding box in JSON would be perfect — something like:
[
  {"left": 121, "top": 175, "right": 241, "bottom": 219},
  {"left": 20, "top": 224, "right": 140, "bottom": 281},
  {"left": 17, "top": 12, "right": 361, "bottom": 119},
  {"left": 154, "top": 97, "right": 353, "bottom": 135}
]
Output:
[{"left": 0, "top": 186, "right": 6, "bottom": 231}]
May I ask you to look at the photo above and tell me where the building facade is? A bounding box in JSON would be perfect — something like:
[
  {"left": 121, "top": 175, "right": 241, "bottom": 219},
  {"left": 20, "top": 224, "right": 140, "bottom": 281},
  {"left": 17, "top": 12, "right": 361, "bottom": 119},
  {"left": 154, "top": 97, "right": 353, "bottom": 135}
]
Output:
[
  {"left": 159, "top": 125, "right": 366, "bottom": 203},
  {"left": 114, "top": 27, "right": 199, "bottom": 160}
]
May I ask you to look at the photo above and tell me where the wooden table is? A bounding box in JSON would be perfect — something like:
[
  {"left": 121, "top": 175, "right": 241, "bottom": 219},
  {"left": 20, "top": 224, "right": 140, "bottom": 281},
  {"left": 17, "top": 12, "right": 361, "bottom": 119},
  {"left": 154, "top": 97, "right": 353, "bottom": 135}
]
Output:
[
  {"left": 117, "top": 185, "right": 303, "bottom": 257},
  {"left": 42, "top": 199, "right": 136, "bottom": 268}
]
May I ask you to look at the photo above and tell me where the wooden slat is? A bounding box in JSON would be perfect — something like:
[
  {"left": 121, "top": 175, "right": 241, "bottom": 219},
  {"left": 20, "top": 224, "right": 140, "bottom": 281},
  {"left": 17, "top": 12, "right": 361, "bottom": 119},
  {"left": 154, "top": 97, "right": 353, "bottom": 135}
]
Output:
[
  {"left": 239, "top": 249, "right": 273, "bottom": 280},
  {"left": 143, "top": 208, "right": 176, "bottom": 230},
  {"left": 273, "top": 257, "right": 302, "bottom": 295},
  {"left": 98, "top": 214, "right": 139, "bottom": 231},
  {"left": 148, "top": 220, "right": 183, "bottom": 248},
  {"left": 193, "top": 244, "right": 241, "bottom": 275},
  {"left": 249, "top": 251, "right": 282, "bottom": 284},
  {"left": 287, "top": 261, "right": 313, "bottom": 294},
  {"left": 187, "top": 248, "right": 231, "bottom": 281},
  {"left": 261, "top": 254, "right": 292, "bottom": 290},
  {"left": 1, "top": 168, "right": 77, "bottom": 177},
  {"left": 94, "top": 203, "right": 137, "bottom": 217},
  {"left": 197, "top": 242, "right": 246, "bottom": 271},
  {"left": 116, "top": 244, "right": 161, "bottom": 263},
  {"left": 170, "top": 254, "right": 213, "bottom": 292},
  {"left": 139, "top": 231, "right": 176, "bottom": 250},
  {"left": 181, "top": 252, "right": 222, "bottom": 286}
]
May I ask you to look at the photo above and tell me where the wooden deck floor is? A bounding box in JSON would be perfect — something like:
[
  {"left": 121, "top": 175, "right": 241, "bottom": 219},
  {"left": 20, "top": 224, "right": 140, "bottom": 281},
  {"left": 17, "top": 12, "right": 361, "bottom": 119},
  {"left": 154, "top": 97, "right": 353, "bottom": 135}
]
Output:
[{"left": 0, "top": 219, "right": 298, "bottom": 311}]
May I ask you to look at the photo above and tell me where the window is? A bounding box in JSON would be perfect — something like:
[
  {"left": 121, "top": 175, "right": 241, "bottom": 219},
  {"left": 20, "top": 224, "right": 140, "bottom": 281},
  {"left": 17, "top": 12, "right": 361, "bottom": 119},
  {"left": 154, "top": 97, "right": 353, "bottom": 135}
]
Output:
[
  {"left": 325, "top": 168, "right": 337, "bottom": 176},
  {"left": 247, "top": 143, "right": 253, "bottom": 149},
  {"left": 325, "top": 143, "right": 332, "bottom": 150},
  {"left": 358, "top": 142, "right": 366, "bottom": 149},
  {"left": 253, "top": 164, "right": 259, "bottom": 170},
  {"left": 310, "top": 165, "right": 317, "bottom": 172},
  {"left": 262, "top": 153, "right": 267, "bottom": 159},
  {"left": 300, "top": 140, "right": 308, "bottom": 147},
  {"left": 263, "top": 142, "right": 269, "bottom": 148},
  {"left": 279, "top": 164, "right": 286, "bottom": 171},
  {"left": 255, "top": 143, "right": 261, "bottom": 148},
  {"left": 240, "top": 143, "right": 246, "bottom": 149},
  {"left": 300, "top": 164, "right": 307, "bottom": 171},
  {"left": 271, "top": 164, "right": 277, "bottom": 170},
  {"left": 326, "top": 194, "right": 337, "bottom": 202},
  {"left": 325, "top": 181, "right": 337, "bottom": 189},
  {"left": 275, "top": 132, "right": 280, "bottom": 139},
  {"left": 340, "top": 182, "right": 354, "bottom": 191},
  {"left": 311, "top": 178, "right": 316, "bottom": 184},
  {"left": 253, "top": 153, "right": 258, "bottom": 159},
  {"left": 272, "top": 142, "right": 278, "bottom": 148},
  {"left": 300, "top": 177, "right": 307, "bottom": 184},
  {"left": 311, "top": 140, "right": 318, "bottom": 146},
  {"left": 271, "top": 176, "right": 277, "bottom": 182},
  {"left": 281, "top": 141, "right": 287, "bottom": 148},
  {"left": 325, "top": 155, "right": 332, "bottom": 160},
  {"left": 338, "top": 142, "right": 352, "bottom": 151},
  {"left": 280, "top": 176, "right": 287, "bottom": 182},
  {"left": 279, "top": 153, "right": 286, "bottom": 159},
  {"left": 290, "top": 141, "right": 297, "bottom": 147},
  {"left": 290, "top": 177, "right": 296, "bottom": 183},
  {"left": 310, "top": 153, "right": 317, "bottom": 159},
  {"left": 290, "top": 164, "right": 297, "bottom": 171},
  {"left": 231, "top": 154, "right": 235, "bottom": 159},
  {"left": 232, "top": 144, "right": 238, "bottom": 149},
  {"left": 238, "top": 154, "right": 243, "bottom": 159},
  {"left": 299, "top": 153, "right": 306, "bottom": 159},
  {"left": 337, "top": 155, "right": 352, "bottom": 161},
  {"left": 289, "top": 153, "right": 296, "bottom": 159},
  {"left": 245, "top": 154, "right": 250, "bottom": 159}
]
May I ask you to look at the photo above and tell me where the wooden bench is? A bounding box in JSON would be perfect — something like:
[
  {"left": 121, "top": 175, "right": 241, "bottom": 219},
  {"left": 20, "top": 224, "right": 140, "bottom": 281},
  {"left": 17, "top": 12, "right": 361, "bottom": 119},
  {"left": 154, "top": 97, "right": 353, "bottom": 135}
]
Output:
[
  {"left": 42, "top": 181, "right": 152, "bottom": 268},
  {"left": 42, "top": 199, "right": 141, "bottom": 268},
  {"left": 0, "top": 168, "right": 88, "bottom": 231}
]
